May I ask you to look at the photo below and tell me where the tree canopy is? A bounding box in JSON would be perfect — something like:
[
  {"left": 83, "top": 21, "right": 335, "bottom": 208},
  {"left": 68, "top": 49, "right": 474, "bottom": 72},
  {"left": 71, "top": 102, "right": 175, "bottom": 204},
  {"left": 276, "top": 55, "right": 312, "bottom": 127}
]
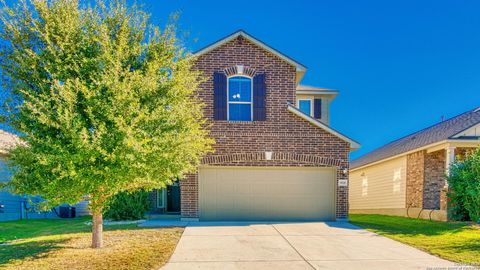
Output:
[{"left": 0, "top": 0, "right": 213, "bottom": 247}]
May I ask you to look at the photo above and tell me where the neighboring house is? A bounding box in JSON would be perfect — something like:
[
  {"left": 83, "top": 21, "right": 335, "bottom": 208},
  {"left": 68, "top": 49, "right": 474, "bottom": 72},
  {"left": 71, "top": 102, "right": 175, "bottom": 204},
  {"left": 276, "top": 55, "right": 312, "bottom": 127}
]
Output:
[
  {"left": 0, "top": 130, "right": 89, "bottom": 221},
  {"left": 350, "top": 107, "right": 480, "bottom": 221},
  {"left": 150, "top": 30, "right": 360, "bottom": 221}
]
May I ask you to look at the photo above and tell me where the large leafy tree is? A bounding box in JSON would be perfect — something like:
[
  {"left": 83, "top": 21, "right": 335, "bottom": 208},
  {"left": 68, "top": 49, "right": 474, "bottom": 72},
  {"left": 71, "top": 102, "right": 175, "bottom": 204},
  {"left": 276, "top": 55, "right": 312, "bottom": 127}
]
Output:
[{"left": 0, "top": 0, "right": 213, "bottom": 248}]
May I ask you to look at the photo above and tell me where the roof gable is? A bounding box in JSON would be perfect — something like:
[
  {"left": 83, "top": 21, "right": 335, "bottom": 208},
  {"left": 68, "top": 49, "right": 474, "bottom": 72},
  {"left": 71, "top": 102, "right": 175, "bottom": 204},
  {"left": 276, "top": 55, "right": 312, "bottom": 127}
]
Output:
[
  {"left": 452, "top": 122, "right": 480, "bottom": 138},
  {"left": 194, "top": 30, "right": 307, "bottom": 83},
  {"left": 351, "top": 107, "right": 480, "bottom": 169}
]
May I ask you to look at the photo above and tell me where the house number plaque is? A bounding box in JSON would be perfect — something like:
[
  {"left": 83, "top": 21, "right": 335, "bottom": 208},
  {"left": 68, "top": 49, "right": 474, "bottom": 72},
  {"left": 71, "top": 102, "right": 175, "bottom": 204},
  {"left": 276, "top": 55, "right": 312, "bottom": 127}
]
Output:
[{"left": 338, "top": 180, "right": 348, "bottom": 187}]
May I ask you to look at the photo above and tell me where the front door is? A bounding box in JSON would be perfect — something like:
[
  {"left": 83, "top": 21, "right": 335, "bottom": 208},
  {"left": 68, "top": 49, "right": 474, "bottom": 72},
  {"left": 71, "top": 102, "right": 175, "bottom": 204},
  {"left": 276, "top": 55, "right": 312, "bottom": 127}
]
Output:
[{"left": 167, "top": 183, "right": 181, "bottom": 212}]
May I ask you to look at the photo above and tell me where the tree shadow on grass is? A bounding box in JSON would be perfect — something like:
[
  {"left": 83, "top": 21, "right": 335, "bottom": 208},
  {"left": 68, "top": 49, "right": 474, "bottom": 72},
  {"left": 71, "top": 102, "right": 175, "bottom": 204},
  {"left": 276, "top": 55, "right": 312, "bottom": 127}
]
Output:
[
  {"left": 445, "top": 241, "right": 480, "bottom": 267},
  {"left": 0, "top": 238, "right": 66, "bottom": 265},
  {"left": 449, "top": 240, "right": 480, "bottom": 255},
  {"left": 0, "top": 226, "right": 152, "bottom": 266}
]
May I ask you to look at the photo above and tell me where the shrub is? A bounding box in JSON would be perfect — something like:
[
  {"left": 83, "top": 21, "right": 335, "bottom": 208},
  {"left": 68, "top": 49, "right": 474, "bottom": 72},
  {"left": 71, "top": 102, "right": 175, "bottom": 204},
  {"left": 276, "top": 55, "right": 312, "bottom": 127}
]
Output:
[
  {"left": 104, "top": 190, "right": 150, "bottom": 221},
  {"left": 447, "top": 148, "right": 480, "bottom": 222}
]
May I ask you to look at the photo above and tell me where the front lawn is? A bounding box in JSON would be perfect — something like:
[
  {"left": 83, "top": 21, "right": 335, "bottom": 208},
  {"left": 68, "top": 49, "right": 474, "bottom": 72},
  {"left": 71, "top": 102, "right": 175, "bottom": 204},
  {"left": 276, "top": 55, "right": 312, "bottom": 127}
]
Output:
[
  {"left": 0, "top": 217, "right": 183, "bottom": 270},
  {"left": 350, "top": 214, "right": 480, "bottom": 266}
]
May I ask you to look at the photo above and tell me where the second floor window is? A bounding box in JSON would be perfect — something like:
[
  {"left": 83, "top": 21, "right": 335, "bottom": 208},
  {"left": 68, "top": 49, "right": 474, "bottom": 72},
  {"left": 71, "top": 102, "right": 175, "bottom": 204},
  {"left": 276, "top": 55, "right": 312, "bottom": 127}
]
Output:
[
  {"left": 228, "top": 76, "right": 252, "bottom": 121},
  {"left": 298, "top": 99, "right": 312, "bottom": 116}
]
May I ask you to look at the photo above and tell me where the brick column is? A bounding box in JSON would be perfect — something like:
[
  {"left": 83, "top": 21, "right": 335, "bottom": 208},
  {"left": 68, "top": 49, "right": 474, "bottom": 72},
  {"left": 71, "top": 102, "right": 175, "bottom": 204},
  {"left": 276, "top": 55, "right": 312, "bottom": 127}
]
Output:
[
  {"left": 445, "top": 146, "right": 456, "bottom": 187},
  {"left": 180, "top": 173, "right": 199, "bottom": 219},
  {"left": 424, "top": 150, "right": 446, "bottom": 210},
  {"left": 406, "top": 151, "right": 425, "bottom": 208},
  {"left": 336, "top": 165, "right": 349, "bottom": 220},
  {"left": 440, "top": 188, "right": 448, "bottom": 211}
]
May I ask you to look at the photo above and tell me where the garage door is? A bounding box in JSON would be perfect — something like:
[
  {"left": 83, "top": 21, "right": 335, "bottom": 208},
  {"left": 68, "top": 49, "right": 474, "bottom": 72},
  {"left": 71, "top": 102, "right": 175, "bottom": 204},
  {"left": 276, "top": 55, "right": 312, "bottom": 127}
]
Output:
[{"left": 199, "top": 167, "right": 336, "bottom": 221}]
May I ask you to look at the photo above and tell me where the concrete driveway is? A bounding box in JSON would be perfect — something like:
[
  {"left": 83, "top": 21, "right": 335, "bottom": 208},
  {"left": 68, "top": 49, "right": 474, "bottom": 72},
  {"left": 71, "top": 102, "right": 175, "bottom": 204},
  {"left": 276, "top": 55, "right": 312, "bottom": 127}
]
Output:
[{"left": 160, "top": 221, "right": 454, "bottom": 270}]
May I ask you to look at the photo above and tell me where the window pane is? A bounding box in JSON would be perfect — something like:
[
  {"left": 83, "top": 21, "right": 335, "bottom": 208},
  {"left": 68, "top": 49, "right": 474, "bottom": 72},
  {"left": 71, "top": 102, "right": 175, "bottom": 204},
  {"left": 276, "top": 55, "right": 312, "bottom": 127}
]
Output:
[
  {"left": 228, "top": 77, "right": 251, "bottom": 102},
  {"left": 229, "top": 104, "right": 251, "bottom": 121},
  {"left": 157, "top": 189, "right": 165, "bottom": 208},
  {"left": 299, "top": 100, "right": 311, "bottom": 115}
]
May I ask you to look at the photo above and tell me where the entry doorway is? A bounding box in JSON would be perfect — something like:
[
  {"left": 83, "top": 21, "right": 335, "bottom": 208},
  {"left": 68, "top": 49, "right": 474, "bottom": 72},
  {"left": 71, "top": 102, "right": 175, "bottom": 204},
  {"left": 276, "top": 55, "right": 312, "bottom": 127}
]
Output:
[{"left": 157, "top": 182, "right": 181, "bottom": 213}]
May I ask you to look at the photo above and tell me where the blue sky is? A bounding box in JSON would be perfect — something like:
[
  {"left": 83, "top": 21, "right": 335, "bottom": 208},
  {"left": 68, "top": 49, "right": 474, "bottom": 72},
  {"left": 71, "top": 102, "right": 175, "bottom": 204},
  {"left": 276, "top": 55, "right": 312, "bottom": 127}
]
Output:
[
  {"left": 137, "top": 0, "right": 480, "bottom": 159},
  {"left": 3, "top": 0, "right": 480, "bottom": 160}
]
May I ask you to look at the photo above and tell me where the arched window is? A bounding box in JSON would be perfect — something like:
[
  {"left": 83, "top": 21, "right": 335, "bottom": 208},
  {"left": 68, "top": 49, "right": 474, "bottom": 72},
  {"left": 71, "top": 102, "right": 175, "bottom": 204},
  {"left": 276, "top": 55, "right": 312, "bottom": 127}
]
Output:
[{"left": 227, "top": 76, "right": 252, "bottom": 121}]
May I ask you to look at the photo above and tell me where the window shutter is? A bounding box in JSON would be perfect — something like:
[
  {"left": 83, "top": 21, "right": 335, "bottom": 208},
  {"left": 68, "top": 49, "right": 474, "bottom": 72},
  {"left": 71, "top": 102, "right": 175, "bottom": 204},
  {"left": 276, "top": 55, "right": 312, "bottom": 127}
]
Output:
[
  {"left": 314, "top": 98, "right": 322, "bottom": 119},
  {"left": 213, "top": 72, "right": 227, "bottom": 120},
  {"left": 253, "top": 73, "right": 266, "bottom": 121}
]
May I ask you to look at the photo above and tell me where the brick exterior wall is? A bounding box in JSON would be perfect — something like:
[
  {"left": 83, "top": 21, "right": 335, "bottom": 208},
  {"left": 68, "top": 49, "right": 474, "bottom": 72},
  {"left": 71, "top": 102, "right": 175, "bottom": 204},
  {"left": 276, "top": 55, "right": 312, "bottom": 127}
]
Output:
[
  {"left": 423, "top": 150, "right": 446, "bottom": 209},
  {"left": 148, "top": 190, "right": 157, "bottom": 211},
  {"left": 180, "top": 36, "right": 350, "bottom": 220},
  {"left": 406, "top": 147, "right": 478, "bottom": 212},
  {"left": 406, "top": 151, "right": 425, "bottom": 208}
]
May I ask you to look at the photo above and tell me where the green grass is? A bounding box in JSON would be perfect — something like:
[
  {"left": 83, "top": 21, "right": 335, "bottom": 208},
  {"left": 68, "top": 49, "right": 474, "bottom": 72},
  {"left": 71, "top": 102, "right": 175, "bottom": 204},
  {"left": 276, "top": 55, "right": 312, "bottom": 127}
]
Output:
[
  {"left": 0, "top": 216, "right": 96, "bottom": 243},
  {"left": 0, "top": 217, "right": 183, "bottom": 270},
  {"left": 350, "top": 214, "right": 480, "bottom": 266}
]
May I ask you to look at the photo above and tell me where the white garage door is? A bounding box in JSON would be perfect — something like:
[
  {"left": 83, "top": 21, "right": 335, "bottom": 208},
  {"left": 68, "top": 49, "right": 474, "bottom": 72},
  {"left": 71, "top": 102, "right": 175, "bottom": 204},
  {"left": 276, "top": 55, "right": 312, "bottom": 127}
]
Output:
[{"left": 199, "top": 167, "right": 336, "bottom": 221}]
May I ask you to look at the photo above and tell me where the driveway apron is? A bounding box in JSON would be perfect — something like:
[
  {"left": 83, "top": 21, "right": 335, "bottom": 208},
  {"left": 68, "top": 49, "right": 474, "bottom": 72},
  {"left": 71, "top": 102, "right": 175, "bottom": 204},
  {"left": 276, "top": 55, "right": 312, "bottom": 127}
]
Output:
[{"left": 160, "top": 221, "right": 454, "bottom": 270}]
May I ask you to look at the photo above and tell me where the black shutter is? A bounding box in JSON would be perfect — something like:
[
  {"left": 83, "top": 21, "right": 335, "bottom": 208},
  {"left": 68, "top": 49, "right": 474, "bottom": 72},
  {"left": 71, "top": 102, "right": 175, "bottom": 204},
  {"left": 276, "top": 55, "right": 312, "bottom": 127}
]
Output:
[
  {"left": 213, "top": 72, "right": 227, "bottom": 120},
  {"left": 314, "top": 98, "right": 322, "bottom": 119},
  {"left": 253, "top": 73, "right": 266, "bottom": 121}
]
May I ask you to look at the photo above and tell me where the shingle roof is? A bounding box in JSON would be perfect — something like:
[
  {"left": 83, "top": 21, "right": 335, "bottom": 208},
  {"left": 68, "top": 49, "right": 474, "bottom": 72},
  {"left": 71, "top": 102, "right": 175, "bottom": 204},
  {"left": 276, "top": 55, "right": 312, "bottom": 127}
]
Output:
[
  {"left": 0, "top": 130, "right": 22, "bottom": 156},
  {"left": 351, "top": 107, "right": 480, "bottom": 169}
]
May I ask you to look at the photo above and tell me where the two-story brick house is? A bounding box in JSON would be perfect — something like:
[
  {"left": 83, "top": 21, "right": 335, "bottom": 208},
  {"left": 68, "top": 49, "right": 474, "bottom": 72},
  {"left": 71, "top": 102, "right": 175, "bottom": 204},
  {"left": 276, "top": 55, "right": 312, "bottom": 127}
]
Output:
[{"left": 151, "top": 30, "right": 360, "bottom": 221}]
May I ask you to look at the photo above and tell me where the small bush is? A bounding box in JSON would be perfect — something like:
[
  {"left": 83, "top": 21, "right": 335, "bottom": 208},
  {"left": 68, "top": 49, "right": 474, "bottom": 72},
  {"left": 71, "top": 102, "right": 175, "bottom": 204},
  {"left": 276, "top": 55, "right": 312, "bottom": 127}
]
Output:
[
  {"left": 104, "top": 190, "right": 150, "bottom": 221},
  {"left": 448, "top": 148, "right": 480, "bottom": 222}
]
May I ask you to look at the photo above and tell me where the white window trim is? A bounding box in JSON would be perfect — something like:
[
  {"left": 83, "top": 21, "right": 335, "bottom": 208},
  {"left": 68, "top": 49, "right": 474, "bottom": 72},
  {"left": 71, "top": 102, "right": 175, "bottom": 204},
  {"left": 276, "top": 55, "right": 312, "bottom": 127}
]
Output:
[
  {"left": 227, "top": 75, "right": 253, "bottom": 121},
  {"left": 157, "top": 189, "right": 166, "bottom": 208},
  {"left": 297, "top": 98, "right": 313, "bottom": 117}
]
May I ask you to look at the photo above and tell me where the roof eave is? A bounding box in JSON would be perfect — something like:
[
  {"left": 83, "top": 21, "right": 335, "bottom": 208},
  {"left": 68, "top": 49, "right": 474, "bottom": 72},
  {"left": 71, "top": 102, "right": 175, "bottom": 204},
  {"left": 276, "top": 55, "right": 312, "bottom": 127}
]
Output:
[
  {"left": 296, "top": 71, "right": 306, "bottom": 85},
  {"left": 296, "top": 90, "right": 339, "bottom": 96},
  {"left": 287, "top": 104, "right": 361, "bottom": 151}
]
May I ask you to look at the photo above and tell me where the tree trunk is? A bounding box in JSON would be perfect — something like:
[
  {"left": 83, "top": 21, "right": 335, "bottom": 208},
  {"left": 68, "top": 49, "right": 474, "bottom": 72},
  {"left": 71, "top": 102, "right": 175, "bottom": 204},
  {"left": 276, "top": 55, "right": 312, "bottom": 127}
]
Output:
[{"left": 92, "top": 210, "right": 103, "bottom": 248}]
